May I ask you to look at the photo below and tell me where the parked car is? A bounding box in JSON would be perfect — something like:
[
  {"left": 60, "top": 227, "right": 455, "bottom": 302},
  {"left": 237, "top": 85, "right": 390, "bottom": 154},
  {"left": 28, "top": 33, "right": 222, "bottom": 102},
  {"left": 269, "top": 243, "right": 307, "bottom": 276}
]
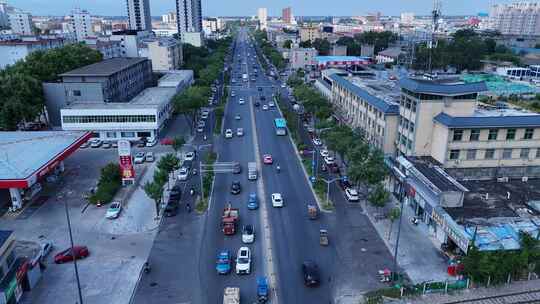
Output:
[
  {"left": 54, "top": 246, "right": 89, "bottom": 264},
  {"left": 268, "top": 101, "right": 275, "bottom": 107},
  {"left": 90, "top": 139, "right": 102, "bottom": 148},
  {"left": 225, "top": 129, "right": 233, "bottom": 138},
  {"left": 230, "top": 181, "right": 241, "bottom": 194},
  {"left": 216, "top": 250, "right": 232, "bottom": 274},
  {"left": 262, "top": 105, "right": 269, "bottom": 111},
  {"left": 320, "top": 150, "right": 329, "bottom": 158},
  {"left": 312, "top": 138, "right": 322, "bottom": 146},
  {"left": 134, "top": 152, "right": 146, "bottom": 164},
  {"left": 345, "top": 188, "right": 360, "bottom": 202},
  {"left": 102, "top": 142, "right": 112, "bottom": 149},
  {"left": 145, "top": 152, "right": 155, "bottom": 162},
  {"left": 197, "top": 126, "right": 204, "bottom": 133},
  {"left": 178, "top": 167, "right": 189, "bottom": 181},
  {"left": 235, "top": 247, "right": 251, "bottom": 275},
  {"left": 184, "top": 151, "right": 196, "bottom": 161},
  {"left": 338, "top": 179, "right": 352, "bottom": 190},
  {"left": 164, "top": 201, "right": 179, "bottom": 217},
  {"left": 105, "top": 201, "right": 122, "bottom": 219},
  {"left": 271, "top": 193, "right": 283, "bottom": 208},
  {"left": 242, "top": 225, "right": 255, "bottom": 244},
  {"left": 254, "top": 101, "right": 260, "bottom": 107},
  {"left": 160, "top": 138, "right": 173, "bottom": 145},
  {"left": 247, "top": 193, "right": 258, "bottom": 210},
  {"left": 323, "top": 156, "right": 335, "bottom": 165},
  {"left": 80, "top": 141, "right": 90, "bottom": 149},
  {"left": 302, "top": 261, "right": 320, "bottom": 287},
  {"left": 145, "top": 138, "right": 157, "bottom": 147}
]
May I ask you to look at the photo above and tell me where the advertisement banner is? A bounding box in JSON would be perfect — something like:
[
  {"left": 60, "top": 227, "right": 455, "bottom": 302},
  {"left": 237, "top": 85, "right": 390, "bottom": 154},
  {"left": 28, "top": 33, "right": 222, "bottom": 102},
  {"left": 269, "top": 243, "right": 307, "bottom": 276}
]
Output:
[{"left": 118, "top": 140, "right": 135, "bottom": 182}]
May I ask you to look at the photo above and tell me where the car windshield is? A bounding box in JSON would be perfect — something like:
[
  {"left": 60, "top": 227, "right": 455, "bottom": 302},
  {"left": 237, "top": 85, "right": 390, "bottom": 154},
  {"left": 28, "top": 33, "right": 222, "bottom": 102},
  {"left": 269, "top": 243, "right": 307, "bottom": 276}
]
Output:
[
  {"left": 244, "top": 226, "right": 253, "bottom": 233},
  {"left": 238, "top": 258, "right": 249, "bottom": 263}
]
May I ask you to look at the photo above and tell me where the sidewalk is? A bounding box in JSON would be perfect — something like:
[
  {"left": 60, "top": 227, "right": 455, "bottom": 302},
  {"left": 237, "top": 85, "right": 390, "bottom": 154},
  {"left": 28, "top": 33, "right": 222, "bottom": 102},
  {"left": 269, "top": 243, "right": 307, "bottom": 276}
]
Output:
[{"left": 364, "top": 196, "right": 452, "bottom": 284}]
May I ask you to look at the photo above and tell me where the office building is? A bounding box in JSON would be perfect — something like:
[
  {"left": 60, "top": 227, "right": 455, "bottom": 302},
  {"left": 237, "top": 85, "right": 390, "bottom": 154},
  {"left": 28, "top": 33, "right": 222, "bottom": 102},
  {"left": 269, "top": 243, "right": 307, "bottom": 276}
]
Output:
[
  {"left": 143, "top": 37, "right": 183, "bottom": 72},
  {"left": 282, "top": 7, "right": 292, "bottom": 24},
  {"left": 126, "top": 0, "right": 152, "bottom": 31},
  {"left": 69, "top": 8, "right": 94, "bottom": 42},
  {"left": 176, "top": 0, "right": 202, "bottom": 42},
  {"left": 8, "top": 10, "right": 32, "bottom": 35},
  {"left": 299, "top": 25, "right": 321, "bottom": 42},
  {"left": 110, "top": 29, "right": 152, "bottom": 57},
  {"left": 162, "top": 12, "right": 176, "bottom": 24},
  {"left": 0, "top": 1, "right": 12, "bottom": 28},
  {"left": 0, "top": 37, "right": 65, "bottom": 69},
  {"left": 258, "top": 8, "right": 267, "bottom": 30},
  {"left": 290, "top": 47, "right": 318, "bottom": 69},
  {"left": 489, "top": 2, "right": 540, "bottom": 36}
]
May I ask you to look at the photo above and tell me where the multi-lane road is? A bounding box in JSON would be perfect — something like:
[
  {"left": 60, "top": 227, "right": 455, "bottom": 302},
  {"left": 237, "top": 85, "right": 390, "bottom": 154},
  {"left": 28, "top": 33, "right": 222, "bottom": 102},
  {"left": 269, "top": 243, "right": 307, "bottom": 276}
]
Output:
[{"left": 134, "top": 27, "right": 393, "bottom": 304}]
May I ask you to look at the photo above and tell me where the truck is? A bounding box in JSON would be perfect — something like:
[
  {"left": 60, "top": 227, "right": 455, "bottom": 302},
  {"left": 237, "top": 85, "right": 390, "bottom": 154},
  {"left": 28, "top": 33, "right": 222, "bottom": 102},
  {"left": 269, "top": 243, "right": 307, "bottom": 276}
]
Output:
[
  {"left": 222, "top": 204, "right": 239, "bottom": 235},
  {"left": 223, "top": 287, "right": 240, "bottom": 304},
  {"left": 248, "top": 162, "right": 257, "bottom": 180},
  {"left": 242, "top": 73, "right": 248, "bottom": 82}
]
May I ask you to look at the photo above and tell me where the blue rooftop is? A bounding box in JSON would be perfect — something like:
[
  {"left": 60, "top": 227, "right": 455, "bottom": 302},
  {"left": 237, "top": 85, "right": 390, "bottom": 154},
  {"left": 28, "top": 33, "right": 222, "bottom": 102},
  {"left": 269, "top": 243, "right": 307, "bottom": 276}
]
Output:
[
  {"left": 400, "top": 78, "right": 488, "bottom": 95},
  {"left": 315, "top": 56, "right": 371, "bottom": 63},
  {"left": 434, "top": 112, "right": 540, "bottom": 128},
  {"left": 329, "top": 74, "right": 399, "bottom": 114}
]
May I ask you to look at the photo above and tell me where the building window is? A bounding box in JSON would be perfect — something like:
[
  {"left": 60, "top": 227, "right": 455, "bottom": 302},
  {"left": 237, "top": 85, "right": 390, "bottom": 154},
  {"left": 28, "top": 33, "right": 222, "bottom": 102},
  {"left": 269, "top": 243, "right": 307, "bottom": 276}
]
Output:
[
  {"left": 411, "top": 101, "right": 417, "bottom": 112},
  {"left": 452, "top": 130, "right": 463, "bottom": 141},
  {"left": 106, "top": 132, "right": 116, "bottom": 138},
  {"left": 121, "top": 132, "right": 136, "bottom": 138},
  {"left": 469, "top": 129, "right": 480, "bottom": 141},
  {"left": 409, "top": 122, "right": 415, "bottom": 133},
  {"left": 536, "top": 149, "right": 540, "bottom": 158},
  {"left": 488, "top": 129, "right": 498, "bottom": 140},
  {"left": 485, "top": 149, "right": 495, "bottom": 159},
  {"left": 520, "top": 148, "right": 530, "bottom": 159},
  {"left": 502, "top": 148, "right": 513, "bottom": 159},
  {"left": 72, "top": 90, "right": 81, "bottom": 96},
  {"left": 524, "top": 128, "right": 534, "bottom": 140},
  {"left": 466, "top": 149, "right": 477, "bottom": 160},
  {"left": 506, "top": 129, "right": 516, "bottom": 140},
  {"left": 449, "top": 149, "right": 460, "bottom": 160}
]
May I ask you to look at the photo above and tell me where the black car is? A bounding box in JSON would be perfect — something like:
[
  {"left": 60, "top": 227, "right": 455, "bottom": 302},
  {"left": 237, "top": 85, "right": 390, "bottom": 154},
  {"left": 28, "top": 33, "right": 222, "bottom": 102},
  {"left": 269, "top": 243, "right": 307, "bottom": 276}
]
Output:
[
  {"left": 254, "top": 101, "right": 260, "bottom": 107},
  {"left": 164, "top": 202, "right": 179, "bottom": 217},
  {"left": 302, "top": 261, "right": 320, "bottom": 287},
  {"left": 230, "top": 181, "right": 241, "bottom": 195},
  {"left": 260, "top": 96, "right": 266, "bottom": 101},
  {"left": 169, "top": 186, "right": 181, "bottom": 201},
  {"left": 258, "top": 87, "right": 262, "bottom": 91},
  {"left": 338, "top": 179, "right": 352, "bottom": 190}
]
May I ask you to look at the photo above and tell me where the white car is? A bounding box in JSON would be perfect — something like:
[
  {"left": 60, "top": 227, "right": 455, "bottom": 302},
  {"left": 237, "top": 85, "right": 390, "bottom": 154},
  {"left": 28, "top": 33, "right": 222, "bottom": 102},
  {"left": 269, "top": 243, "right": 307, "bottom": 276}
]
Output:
[
  {"left": 268, "top": 101, "right": 275, "bottom": 107},
  {"left": 184, "top": 151, "right": 195, "bottom": 161},
  {"left": 312, "top": 138, "right": 322, "bottom": 146},
  {"left": 262, "top": 105, "right": 269, "bottom": 111},
  {"left": 281, "top": 84, "right": 286, "bottom": 88},
  {"left": 235, "top": 247, "right": 251, "bottom": 274},
  {"left": 197, "top": 126, "right": 204, "bottom": 133},
  {"left": 237, "top": 128, "right": 244, "bottom": 136},
  {"left": 134, "top": 152, "right": 146, "bottom": 164},
  {"left": 324, "top": 156, "right": 335, "bottom": 165},
  {"left": 197, "top": 121, "right": 206, "bottom": 128},
  {"left": 201, "top": 112, "right": 209, "bottom": 119},
  {"left": 231, "top": 91, "right": 236, "bottom": 97},
  {"left": 225, "top": 129, "right": 233, "bottom": 138},
  {"left": 146, "top": 138, "right": 157, "bottom": 147},
  {"left": 238, "top": 98, "right": 245, "bottom": 104},
  {"left": 177, "top": 167, "right": 189, "bottom": 181},
  {"left": 271, "top": 193, "right": 283, "bottom": 208},
  {"left": 90, "top": 139, "right": 102, "bottom": 148},
  {"left": 105, "top": 201, "right": 122, "bottom": 219},
  {"left": 145, "top": 152, "right": 155, "bottom": 162},
  {"left": 241, "top": 225, "right": 255, "bottom": 244},
  {"left": 320, "top": 149, "right": 329, "bottom": 158},
  {"left": 345, "top": 188, "right": 360, "bottom": 202}
]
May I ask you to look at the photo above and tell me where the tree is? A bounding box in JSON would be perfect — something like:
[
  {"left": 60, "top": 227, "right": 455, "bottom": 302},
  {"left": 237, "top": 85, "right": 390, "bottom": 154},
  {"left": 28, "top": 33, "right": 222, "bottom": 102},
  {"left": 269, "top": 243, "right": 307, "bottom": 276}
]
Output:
[
  {"left": 172, "top": 136, "right": 185, "bottom": 154},
  {"left": 283, "top": 39, "right": 293, "bottom": 49},
  {"left": 173, "top": 86, "right": 210, "bottom": 132},
  {"left": 368, "top": 183, "right": 389, "bottom": 211},
  {"left": 312, "top": 38, "right": 331, "bottom": 55},
  {"left": 337, "top": 36, "right": 361, "bottom": 56},
  {"left": 387, "top": 207, "right": 401, "bottom": 240},
  {"left": 143, "top": 181, "right": 163, "bottom": 217},
  {"left": 157, "top": 153, "right": 180, "bottom": 173},
  {"left": 299, "top": 40, "right": 312, "bottom": 48}
]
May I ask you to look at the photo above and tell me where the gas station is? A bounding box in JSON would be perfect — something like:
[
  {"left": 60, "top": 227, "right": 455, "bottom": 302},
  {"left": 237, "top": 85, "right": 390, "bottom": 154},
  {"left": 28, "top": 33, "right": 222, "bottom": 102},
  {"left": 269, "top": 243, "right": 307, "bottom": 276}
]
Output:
[{"left": 0, "top": 131, "right": 92, "bottom": 212}]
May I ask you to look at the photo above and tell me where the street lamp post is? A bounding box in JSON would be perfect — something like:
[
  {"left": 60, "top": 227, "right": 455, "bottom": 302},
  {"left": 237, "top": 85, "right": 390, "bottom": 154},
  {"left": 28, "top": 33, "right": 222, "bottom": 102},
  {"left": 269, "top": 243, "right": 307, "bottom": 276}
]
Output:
[
  {"left": 391, "top": 166, "right": 407, "bottom": 280},
  {"left": 63, "top": 199, "right": 84, "bottom": 304},
  {"left": 321, "top": 177, "right": 343, "bottom": 206}
]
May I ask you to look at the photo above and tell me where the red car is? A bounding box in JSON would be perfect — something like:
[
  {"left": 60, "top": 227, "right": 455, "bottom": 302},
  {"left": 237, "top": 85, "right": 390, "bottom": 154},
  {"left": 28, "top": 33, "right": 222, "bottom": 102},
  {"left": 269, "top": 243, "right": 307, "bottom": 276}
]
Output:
[
  {"left": 54, "top": 246, "right": 89, "bottom": 264},
  {"left": 160, "top": 138, "right": 173, "bottom": 145},
  {"left": 263, "top": 154, "right": 273, "bottom": 164}
]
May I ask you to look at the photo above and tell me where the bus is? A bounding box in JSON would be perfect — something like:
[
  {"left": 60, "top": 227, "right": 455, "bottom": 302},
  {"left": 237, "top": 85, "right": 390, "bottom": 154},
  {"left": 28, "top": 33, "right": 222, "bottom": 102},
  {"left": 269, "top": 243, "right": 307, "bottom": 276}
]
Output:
[{"left": 274, "top": 118, "right": 287, "bottom": 136}]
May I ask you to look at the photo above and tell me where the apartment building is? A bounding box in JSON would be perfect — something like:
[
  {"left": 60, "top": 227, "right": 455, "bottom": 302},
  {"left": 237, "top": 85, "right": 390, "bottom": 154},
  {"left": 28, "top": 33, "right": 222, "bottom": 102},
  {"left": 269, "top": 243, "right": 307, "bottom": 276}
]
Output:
[
  {"left": 176, "top": 0, "right": 202, "bottom": 43},
  {"left": 126, "top": 0, "right": 152, "bottom": 31},
  {"left": 146, "top": 37, "right": 183, "bottom": 72},
  {"left": 0, "top": 37, "right": 65, "bottom": 69},
  {"left": 8, "top": 10, "right": 32, "bottom": 35},
  {"left": 110, "top": 29, "right": 152, "bottom": 57},
  {"left": 290, "top": 47, "right": 318, "bottom": 69},
  {"left": 282, "top": 7, "right": 292, "bottom": 24},
  {"left": 299, "top": 25, "right": 321, "bottom": 42},
  {"left": 489, "top": 2, "right": 540, "bottom": 36},
  {"left": 69, "top": 8, "right": 94, "bottom": 42},
  {"left": 258, "top": 8, "right": 268, "bottom": 30},
  {"left": 329, "top": 73, "right": 399, "bottom": 155}
]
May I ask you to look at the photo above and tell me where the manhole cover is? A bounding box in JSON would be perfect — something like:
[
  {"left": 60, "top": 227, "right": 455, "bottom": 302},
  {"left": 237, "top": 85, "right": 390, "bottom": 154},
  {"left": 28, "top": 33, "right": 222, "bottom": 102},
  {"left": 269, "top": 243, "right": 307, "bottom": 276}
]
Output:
[{"left": 150, "top": 282, "right": 158, "bottom": 287}]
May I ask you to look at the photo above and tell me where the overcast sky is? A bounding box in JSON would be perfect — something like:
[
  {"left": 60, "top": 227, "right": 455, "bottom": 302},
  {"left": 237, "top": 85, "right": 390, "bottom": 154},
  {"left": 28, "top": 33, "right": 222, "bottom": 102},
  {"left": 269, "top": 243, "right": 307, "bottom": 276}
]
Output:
[{"left": 10, "top": 0, "right": 515, "bottom": 17}]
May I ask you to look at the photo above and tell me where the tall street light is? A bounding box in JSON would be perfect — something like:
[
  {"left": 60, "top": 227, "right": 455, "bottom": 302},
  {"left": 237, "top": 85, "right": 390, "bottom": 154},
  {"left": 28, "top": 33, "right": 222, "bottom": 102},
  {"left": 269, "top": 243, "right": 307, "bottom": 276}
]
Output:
[
  {"left": 391, "top": 166, "right": 407, "bottom": 280},
  {"left": 63, "top": 198, "right": 83, "bottom": 304},
  {"left": 321, "top": 176, "right": 344, "bottom": 206}
]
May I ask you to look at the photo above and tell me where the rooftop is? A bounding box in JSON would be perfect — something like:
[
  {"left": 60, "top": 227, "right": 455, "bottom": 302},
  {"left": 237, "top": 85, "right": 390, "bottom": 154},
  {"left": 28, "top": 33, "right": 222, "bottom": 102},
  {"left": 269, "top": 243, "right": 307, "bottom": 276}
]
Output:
[
  {"left": 406, "top": 156, "right": 467, "bottom": 192},
  {"left": 378, "top": 47, "right": 404, "bottom": 58},
  {"left": 434, "top": 111, "right": 540, "bottom": 128},
  {"left": 158, "top": 70, "right": 194, "bottom": 87},
  {"left": 315, "top": 55, "right": 371, "bottom": 63},
  {"left": 59, "top": 58, "right": 148, "bottom": 77},
  {"left": 400, "top": 77, "right": 488, "bottom": 96},
  {"left": 0, "top": 131, "right": 90, "bottom": 182},
  {"left": 329, "top": 73, "right": 399, "bottom": 114},
  {"left": 64, "top": 87, "right": 176, "bottom": 110}
]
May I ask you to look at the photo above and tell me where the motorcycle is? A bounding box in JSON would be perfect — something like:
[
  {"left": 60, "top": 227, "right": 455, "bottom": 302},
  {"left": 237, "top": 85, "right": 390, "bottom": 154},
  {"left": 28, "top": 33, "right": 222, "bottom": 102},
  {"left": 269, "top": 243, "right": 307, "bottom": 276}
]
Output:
[
  {"left": 276, "top": 165, "right": 281, "bottom": 173},
  {"left": 192, "top": 168, "right": 198, "bottom": 175},
  {"left": 410, "top": 217, "right": 419, "bottom": 225},
  {"left": 189, "top": 188, "right": 195, "bottom": 196},
  {"left": 186, "top": 203, "right": 192, "bottom": 213},
  {"left": 143, "top": 262, "right": 151, "bottom": 274}
]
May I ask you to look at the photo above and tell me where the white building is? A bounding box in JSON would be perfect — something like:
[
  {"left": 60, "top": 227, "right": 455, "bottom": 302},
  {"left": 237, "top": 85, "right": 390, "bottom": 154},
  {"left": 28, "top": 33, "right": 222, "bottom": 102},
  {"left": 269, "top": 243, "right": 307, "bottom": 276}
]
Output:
[
  {"left": 127, "top": 0, "right": 152, "bottom": 31},
  {"left": 489, "top": 2, "right": 540, "bottom": 36},
  {"left": 0, "top": 1, "right": 12, "bottom": 28},
  {"left": 110, "top": 29, "right": 152, "bottom": 57},
  {"left": 258, "top": 8, "right": 268, "bottom": 30},
  {"left": 203, "top": 18, "right": 219, "bottom": 33},
  {"left": 0, "top": 37, "right": 65, "bottom": 69},
  {"left": 8, "top": 10, "right": 32, "bottom": 35},
  {"left": 162, "top": 12, "right": 176, "bottom": 24},
  {"left": 182, "top": 31, "right": 204, "bottom": 47},
  {"left": 176, "top": 0, "right": 202, "bottom": 43},
  {"left": 60, "top": 71, "right": 193, "bottom": 142},
  {"left": 290, "top": 47, "right": 318, "bottom": 69},
  {"left": 400, "top": 12, "right": 415, "bottom": 24},
  {"left": 69, "top": 8, "right": 94, "bottom": 42}
]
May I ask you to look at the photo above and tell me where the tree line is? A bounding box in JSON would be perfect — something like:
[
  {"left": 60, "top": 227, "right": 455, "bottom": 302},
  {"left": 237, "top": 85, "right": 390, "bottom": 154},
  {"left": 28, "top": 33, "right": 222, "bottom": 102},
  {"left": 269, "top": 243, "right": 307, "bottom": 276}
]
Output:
[
  {"left": 253, "top": 29, "right": 286, "bottom": 70},
  {"left": 336, "top": 31, "right": 398, "bottom": 56},
  {"left": 0, "top": 43, "right": 102, "bottom": 130}
]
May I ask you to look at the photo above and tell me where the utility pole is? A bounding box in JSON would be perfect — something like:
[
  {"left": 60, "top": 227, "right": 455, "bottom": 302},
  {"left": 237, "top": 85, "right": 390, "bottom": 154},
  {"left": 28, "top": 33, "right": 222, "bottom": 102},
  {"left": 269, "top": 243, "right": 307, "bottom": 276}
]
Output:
[
  {"left": 64, "top": 199, "right": 84, "bottom": 304},
  {"left": 428, "top": 0, "right": 442, "bottom": 74}
]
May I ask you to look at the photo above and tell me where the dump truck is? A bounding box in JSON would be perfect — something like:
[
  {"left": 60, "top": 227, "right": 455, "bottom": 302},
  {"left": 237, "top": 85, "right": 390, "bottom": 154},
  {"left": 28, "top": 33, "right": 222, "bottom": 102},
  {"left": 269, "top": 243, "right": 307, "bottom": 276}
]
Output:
[
  {"left": 222, "top": 204, "right": 239, "bottom": 235},
  {"left": 223, "top": 287, "right": 240, "bottom": 304},
  {"left": 248, "top": 162, "right": 257, "bottom": 180}
]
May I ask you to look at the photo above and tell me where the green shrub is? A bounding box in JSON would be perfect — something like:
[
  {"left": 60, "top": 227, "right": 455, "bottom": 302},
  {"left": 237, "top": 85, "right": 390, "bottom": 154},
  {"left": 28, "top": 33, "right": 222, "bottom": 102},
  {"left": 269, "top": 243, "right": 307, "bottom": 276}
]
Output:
[{"left": 89, "top": 163, "right": 121, "bottom": 204}]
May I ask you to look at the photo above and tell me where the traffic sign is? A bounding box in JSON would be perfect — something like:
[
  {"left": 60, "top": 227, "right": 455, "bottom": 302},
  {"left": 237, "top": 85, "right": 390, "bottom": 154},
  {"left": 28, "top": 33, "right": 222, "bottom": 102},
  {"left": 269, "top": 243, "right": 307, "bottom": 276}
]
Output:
[
  {"left": 342, "top": 175, "right": 348, "bottom": 182},
  {"left": 310, "top": 176, "right": 316, "bottom": 183}
]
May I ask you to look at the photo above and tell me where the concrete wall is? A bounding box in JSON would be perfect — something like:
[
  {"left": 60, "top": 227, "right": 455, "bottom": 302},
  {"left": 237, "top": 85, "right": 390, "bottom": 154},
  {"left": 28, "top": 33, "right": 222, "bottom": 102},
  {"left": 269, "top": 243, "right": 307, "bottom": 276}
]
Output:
[{"left": 43, "top": 83, "right": 68, "bottom": 127}]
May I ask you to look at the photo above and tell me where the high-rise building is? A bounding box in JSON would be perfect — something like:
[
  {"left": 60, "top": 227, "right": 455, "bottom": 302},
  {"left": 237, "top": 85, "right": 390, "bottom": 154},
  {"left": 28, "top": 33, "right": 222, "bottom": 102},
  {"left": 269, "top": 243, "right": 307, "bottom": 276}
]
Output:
[
  {"left": 126, "top": 0, "right": 152, "bottom": 31},
  {"left": 489, "top": 2, "right": 540, "bottom": 36},
  {"left": 8, "top": 10, "right": 32, "bottom": 35},
  {"left": 162, "top": 12, "right": 176, "bottom": 24},
  {"left": 0, "top": 1, "right": 13, "bottom": 28},
  {"left": 176, "top": 0, "right": 202, "bottom": 39},
  {"left": 70, "top": 8, "right": 94, "bottom": 42},
  {"left": 258, "top": 8, "right": 267, "bottom": 30},
  {"left": 400, "top": 12, "right": 415, "bottom": 24},
  {"left": 282, "top": 7, "right": 292, "bottom": 24}
]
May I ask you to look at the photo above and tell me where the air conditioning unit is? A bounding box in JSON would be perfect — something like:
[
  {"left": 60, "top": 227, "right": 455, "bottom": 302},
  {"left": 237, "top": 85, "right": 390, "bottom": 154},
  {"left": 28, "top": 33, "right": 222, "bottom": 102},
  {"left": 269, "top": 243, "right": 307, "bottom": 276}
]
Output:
[
  {"left": 522, "top": 176, "right": 529, "bottom": 182},
  {"left": 497, "top": 177, "right": 509, "bottom": 183}
]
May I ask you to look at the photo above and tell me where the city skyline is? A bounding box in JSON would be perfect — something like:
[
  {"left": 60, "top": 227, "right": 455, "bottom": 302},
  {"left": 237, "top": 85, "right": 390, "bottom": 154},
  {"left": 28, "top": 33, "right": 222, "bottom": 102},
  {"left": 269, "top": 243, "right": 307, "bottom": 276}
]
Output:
[{"left": 9, "top": 0, "right": 519, "bottom": 17}]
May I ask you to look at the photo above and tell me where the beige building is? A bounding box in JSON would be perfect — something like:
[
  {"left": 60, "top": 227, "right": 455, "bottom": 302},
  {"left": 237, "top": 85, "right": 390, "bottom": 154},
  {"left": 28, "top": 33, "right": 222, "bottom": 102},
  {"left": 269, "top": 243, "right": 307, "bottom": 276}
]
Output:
[
  {"left": 146, "top": 38, "right": 183, "bottom": 72},
  {"left": 329, "top": 73, "right": 400, "bottom": 155},
  {"left": 290, "top": 47, "right": 318, "bottom": 69},
  {"left": 299, "top": 25, "right": 321, "bottom": 42}
]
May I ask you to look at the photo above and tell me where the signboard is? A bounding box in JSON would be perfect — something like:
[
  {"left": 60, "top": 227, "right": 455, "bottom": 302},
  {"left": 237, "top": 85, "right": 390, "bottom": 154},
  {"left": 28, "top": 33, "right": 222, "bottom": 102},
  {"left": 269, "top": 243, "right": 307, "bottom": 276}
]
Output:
[
  {"left": 118, "top": 140, "right": 135, "bottom": 183},
  {"left": 431, "top": 208, "right": 470, "bottom": 254}
]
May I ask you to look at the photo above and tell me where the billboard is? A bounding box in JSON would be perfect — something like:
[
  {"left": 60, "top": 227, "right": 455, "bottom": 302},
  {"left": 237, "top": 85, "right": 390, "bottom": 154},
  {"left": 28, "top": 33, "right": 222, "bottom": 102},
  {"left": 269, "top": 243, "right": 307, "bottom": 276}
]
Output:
[{"left": 118, "top": 140, "right": 135, "bottom": 183}]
